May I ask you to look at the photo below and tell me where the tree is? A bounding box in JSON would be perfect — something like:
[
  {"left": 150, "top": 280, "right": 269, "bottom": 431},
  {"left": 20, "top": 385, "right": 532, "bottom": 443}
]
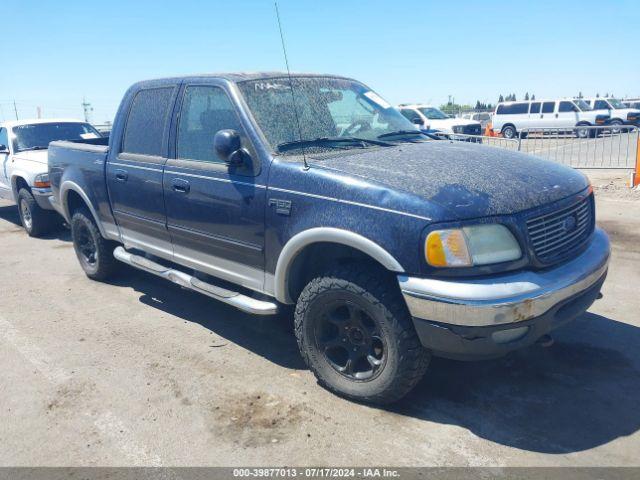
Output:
[
  {"left": 578, "top": 91, "right": 583, "bottom": 98},
  {"left": 596, "top": 93, "right": 600, "bottom": 98},
  {"left": 498, "top": 94, "right": 504, "bottom": 103},
  {"left": 524, "top": 92, "right": 530, "bottom": 101},
  {"left": 531, "top": 94, "right": 536, "bottom": 100},
  {"left": 475, "top": 100, "right": 482, "bottom": 110}
]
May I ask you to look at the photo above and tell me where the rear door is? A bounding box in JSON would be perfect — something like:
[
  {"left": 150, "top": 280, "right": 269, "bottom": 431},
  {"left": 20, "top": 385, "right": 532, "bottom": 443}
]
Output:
[
  {"left": 106, "top": 85, "right": 179, "bottom": 257},
  {"left": 539, "top": 101, "right": 556, "bottom": 128},
  {"left": 527, "top": 101, "right": 542, "bottom": 128},
  {"left": 163, "top": 82, "right": 266, "bottom": 292}
]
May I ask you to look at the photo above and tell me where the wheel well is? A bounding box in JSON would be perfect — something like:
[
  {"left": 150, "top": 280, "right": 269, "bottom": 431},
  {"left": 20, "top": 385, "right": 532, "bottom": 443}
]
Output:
[
  {"left": 12, "top": 176, "right": 29, "bottom": 196},
  {"left": 501, "top": 123, "right": 516, "bottom": 131},
  {"left": 66, "top": 190, "right": 88, "bottom": 217},
  {"left": 285, "top": 242, "right": 396, "bottom": 304}
]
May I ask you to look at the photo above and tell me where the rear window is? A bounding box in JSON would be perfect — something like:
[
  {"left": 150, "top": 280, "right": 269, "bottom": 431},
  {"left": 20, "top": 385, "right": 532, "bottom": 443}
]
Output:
[
  {"left": 542, "top": 102, "right": 555, "bottom": 113},
  {"left": 122, "top": 87, "right": 174, "bottom": 156},
  {"left": 497, "top": 103, "right": 529, "bottom": 115}
]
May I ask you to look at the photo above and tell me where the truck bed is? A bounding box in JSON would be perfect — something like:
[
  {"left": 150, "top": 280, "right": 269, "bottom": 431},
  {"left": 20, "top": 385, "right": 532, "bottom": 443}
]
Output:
[{"left": 48, "top": 139, "right": 113, "bottom": 228}]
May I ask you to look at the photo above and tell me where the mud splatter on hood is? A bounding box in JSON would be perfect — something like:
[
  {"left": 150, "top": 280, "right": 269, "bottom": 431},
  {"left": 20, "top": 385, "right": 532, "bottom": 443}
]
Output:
[{"left": 309, "top": 141, "right": 589, "bottom": 220}]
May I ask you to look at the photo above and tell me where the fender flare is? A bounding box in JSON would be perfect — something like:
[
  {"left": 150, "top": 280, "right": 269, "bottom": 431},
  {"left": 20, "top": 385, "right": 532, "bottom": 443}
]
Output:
[
  {"left": 273, "top": 227, "right": 404, "bottom": 304},
  {"left": 60, "top": 180, "right": 108, "bottom": 237}
]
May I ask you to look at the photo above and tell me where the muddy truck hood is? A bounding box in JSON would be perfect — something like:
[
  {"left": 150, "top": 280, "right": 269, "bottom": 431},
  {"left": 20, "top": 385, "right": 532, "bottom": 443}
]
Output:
[{"left": 310, "top": 141, "right": 589, "bottom": 220}]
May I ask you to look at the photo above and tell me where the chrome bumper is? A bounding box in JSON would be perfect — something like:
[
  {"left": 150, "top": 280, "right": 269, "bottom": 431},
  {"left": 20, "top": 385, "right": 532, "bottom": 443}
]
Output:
[{"left": 399, "top": 228, "right": 610, "bottom": 327}]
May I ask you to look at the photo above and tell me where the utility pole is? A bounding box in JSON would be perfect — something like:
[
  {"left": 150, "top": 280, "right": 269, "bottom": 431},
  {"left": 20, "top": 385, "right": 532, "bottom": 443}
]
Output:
[
  {"left": 13, "top": 100, "right": 19, "bottom": 120},
  {"left": 82, "top": 97, "right": 93, "bottom": 123},
  {"left": 37, "top": 106, "right": 42, "bottom": 119}
]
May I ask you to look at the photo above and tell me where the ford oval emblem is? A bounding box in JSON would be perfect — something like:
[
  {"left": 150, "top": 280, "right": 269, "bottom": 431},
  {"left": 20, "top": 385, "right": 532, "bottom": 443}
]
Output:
[{"left": 563, "top": 215, "right": 578, "bottom": 233}]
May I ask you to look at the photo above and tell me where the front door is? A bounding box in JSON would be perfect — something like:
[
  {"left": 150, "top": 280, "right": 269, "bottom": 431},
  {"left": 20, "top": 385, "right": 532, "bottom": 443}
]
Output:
[
  {"left": 554, "top": 101, "right": 580, "bottom": 129},
  {"left": 106, "top": 85, "right": 178, "bottom": 257},
  {"left": 0, "top": 127, "right": 12, "bottom": 199},
  {"left": 163, "top": 84, "right": 266, "bottom": 292}
]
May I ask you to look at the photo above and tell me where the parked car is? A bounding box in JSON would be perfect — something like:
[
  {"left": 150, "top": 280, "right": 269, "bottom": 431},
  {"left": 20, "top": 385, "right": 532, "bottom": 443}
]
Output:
[
  {"left": 49, "top": 73, "right": 610, "bottom": 404},
  {"left": 582, "top": 97, "right": 640, "bottom": 130},
  {"left": 461, "top": 111, "right": 492, "bottom": 129},
  {"left": 0, "top": 119, "right": 101, "bottom": 236},
  {"left": 492, "top": 99, "right": 610, "bottom": 139},
  {"left": 622, "top": 99, "right": 640, "bottom": 110},
  {"left": 398, "top": 104, "right": 482, "bottom": 135}
]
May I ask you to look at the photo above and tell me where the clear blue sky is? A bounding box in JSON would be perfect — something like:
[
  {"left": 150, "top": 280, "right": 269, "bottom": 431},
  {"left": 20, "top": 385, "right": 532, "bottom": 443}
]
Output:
[{"left": 1, "top": 0, "right": 638, "bottom": 123}]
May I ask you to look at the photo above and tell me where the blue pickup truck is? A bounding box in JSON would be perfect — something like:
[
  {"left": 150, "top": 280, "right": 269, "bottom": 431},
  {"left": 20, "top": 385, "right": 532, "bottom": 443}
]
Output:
[{"left": 48, "top": 73, "right": 610, "bottom": 404}]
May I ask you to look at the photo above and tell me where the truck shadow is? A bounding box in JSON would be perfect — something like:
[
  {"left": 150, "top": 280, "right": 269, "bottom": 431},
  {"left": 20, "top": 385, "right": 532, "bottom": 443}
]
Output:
[
  {"left": 108, "top": 266, "right": 640, "bottom": 454},
  {"left": 108, "top": 266, "right": 306, "bottom": 371},
  {"left": 0, "top": 205, "right": 70, "bottom": 241},
  {"left": 389, "top": 312, "right": 640, "bottom": 454}
]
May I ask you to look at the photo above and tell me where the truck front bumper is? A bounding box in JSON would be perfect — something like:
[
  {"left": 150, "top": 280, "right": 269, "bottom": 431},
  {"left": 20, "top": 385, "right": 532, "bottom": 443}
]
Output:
[
  {"left": 32, "top": 187, "right": 55, "bottom": 210},
  {"left": 398, "top": 228, "right": 610, "bottom": 360}
]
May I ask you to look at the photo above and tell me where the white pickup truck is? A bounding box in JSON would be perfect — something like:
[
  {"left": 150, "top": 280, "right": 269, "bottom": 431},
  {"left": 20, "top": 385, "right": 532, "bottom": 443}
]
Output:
[{"left": 0, "top": 119, "right": 102, "bottom": 236}]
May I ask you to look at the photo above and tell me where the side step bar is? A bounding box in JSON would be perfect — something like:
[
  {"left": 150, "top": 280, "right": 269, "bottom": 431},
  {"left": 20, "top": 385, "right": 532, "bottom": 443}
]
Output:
[{"left": 113, "top": 246, "right": 278, "bottom": 315}]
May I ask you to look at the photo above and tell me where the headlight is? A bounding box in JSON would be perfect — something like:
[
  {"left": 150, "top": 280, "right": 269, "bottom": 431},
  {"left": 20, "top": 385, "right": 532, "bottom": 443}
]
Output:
[
  {"left": 33, "top": 173, "right": 50, "bottom": 188},
  {"left": 425, "top": 224, "right": 521, "bottom": 267}
]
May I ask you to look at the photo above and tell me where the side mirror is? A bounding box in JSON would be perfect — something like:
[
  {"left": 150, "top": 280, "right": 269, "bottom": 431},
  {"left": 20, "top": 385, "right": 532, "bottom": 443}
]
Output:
[
  {"left": 214, "top": 129, "right": 248, "bottom": 166},
  {"left": 412, "top": 118, "right": 423, "bottom": 125},
  {"left": 0, "top": 144, "right": 9, "bottom": 154}
]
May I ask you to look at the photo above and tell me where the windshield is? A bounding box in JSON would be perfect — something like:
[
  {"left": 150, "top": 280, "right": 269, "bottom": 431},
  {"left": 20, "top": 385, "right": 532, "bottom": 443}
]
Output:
[
  {"left": 574, "top": 100, "right": 592, "bottom": 111},
  {"left": 608, "top": 99, "right": 626, "bottom": 109},
  {"left": 12, "top": 122, "right": 100, "bottom": 153},
  {"left": 237, "top": 77, "right": 421, "bottom": 153},
  {"left": 418, "top": 107, "right": 449, "bottom": 120}
]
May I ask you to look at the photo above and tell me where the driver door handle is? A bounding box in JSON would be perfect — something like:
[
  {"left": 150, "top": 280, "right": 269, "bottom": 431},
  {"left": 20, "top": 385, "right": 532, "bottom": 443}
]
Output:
[{"left": 171, "top": 178, "right": 190, "bottom": 194}]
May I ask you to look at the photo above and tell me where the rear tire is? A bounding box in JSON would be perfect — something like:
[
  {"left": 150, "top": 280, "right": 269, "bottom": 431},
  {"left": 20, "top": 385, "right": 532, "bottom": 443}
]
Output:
[
  {"left": 501, "top": 125, "right": 516, "bottom": 139},
  {"left": 294, "top": 265, "right": 430, "bottom": 404},
  {"left": 17, "top": 188, "right": 56, "bottom": 237},
  {"left": 70, "top": 208, "right": 119, "bottom": 281}
]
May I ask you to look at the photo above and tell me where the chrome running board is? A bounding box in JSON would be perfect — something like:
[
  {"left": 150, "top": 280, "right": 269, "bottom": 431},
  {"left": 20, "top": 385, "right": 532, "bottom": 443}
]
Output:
[{"left": 113, "top": 246, "right": 278, "bottom": 315}]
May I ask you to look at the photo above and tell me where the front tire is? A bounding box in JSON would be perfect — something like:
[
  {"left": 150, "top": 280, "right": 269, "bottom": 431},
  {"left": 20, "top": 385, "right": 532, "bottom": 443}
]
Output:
[
  {"left": 17, "top": 188, "right": 56, "bottom": 237},
  {"left": 575, "top": 124, "right": 590, "bottom": 139},
  {"left": 70, "top": 208, "right": 119, "bottom": 281},
  {"left": 609, "top": 119, "right": 623, "bottom": 135},
  {"left": 294, "top": 265, "right": 430, "bottom": 404}
]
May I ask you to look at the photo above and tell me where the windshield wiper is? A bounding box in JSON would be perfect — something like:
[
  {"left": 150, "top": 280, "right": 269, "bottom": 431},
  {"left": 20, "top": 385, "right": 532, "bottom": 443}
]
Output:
[
  {"left": 17, "top": 146, "right": 48, "bottom": 152},
  {"left": 377, "top": 130, "right": 425, "bottom": 139},
  {"left": 277, "top": 136, "right": 393, "bottom": 153}
]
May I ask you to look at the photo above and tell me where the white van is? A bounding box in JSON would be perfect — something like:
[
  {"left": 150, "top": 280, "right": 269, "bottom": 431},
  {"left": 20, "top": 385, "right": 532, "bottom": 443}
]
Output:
[
  {"left": 582, "top": 98, "right": 640, "bottom": 129},
  {"left": 492, "top": 99, "right": 610, "bottom": 139}
]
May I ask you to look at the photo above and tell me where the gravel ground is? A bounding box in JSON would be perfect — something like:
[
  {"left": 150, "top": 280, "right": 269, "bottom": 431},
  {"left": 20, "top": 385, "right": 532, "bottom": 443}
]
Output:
[{"left": 0, "top": 171, "right": 639, "bottom": 467}]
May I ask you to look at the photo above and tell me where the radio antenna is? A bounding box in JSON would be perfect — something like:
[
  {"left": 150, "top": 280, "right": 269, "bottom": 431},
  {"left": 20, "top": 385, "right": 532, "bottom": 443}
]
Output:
[{"left": 274, "top": 1, "right": 309, "bottom": 170}]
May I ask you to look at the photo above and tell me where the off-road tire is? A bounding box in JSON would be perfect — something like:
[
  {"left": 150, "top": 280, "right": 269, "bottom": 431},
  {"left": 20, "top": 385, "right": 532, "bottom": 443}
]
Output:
[
  {"left": 70, "top": 208, "right": 119, "bottom": 281},
  {"left": 294, "top": 265, "right": 430, "bottom": 404},
  {"left": 17, "top": 188, "right": 56, "bottom": 237}
]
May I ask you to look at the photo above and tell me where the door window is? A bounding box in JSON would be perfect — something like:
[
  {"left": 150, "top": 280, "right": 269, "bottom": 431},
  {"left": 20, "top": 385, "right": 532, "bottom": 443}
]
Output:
[
  {"left": 122, "top": 87, "right": 174, "bottom": 156},
  {"left": 400, "top": 109, "right": 421, "bottom": 123},
  {"left": 542, "top": 102, "right": 555, "bottom": 113},
  {"left": 0, "top": 128, "right": 8, "bottom": 150},
  {"left": 177, "top": 86, "right": 246, "bottom": 164},
  {"left": 559, "top": 101, "right": 578, "bottom": 113},
  {"left": 529, "top": 102, "right": 541, "bottom": 114},
  {"left": 594, "top": 100, "right": 610, "bottom": 110}
]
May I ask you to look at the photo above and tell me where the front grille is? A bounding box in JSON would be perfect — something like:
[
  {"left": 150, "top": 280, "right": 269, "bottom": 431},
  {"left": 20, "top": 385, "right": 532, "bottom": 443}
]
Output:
[
  {"left": 526, "top": 196, "right": 594, "bottom": 263},
  {"left": 463, "top": 124, "right": 482, "bottom": 135}
]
